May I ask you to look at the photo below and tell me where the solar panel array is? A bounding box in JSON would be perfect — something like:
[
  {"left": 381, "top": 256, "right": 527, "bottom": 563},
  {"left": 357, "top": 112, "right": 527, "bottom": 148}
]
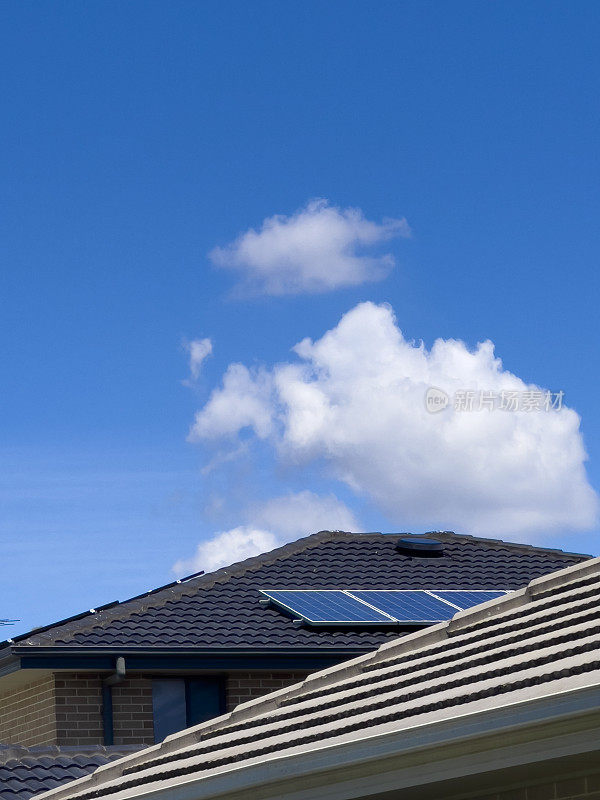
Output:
[
  {"left": 350, "top": 590, "right": 462, "bottom": 623},
  {"left": 260, "top": 589, "right": 507, "bottom": 625},
  {"left": 258, "top": 590, "right": 393, "bottom": 623}
]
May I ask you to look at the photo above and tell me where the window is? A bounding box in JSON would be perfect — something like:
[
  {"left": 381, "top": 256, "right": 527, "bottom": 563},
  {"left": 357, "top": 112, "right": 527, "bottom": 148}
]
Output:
[{"left": 152, "top": 676, "right": 225, "bottom": 743}]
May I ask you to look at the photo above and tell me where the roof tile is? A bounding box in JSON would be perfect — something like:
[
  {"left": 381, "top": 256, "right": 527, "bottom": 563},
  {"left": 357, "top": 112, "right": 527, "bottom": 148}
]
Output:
[
  {"left": 0, "top": 747, "right": 144, "bottom": 800},
  {"left": 9, "top": 532, "right": 587, "bottom": 652}
]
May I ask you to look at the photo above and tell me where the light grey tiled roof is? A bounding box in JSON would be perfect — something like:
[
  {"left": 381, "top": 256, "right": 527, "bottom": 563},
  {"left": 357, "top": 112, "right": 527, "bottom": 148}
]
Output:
[{"left": 37, "top": 555, "right": 600, "bottom": 800}]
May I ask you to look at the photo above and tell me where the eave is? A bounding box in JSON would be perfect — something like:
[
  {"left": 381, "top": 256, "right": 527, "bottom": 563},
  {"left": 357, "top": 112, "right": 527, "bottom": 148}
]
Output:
[{"left": 5, "top": 646, "right": 370, "bottom": 674}]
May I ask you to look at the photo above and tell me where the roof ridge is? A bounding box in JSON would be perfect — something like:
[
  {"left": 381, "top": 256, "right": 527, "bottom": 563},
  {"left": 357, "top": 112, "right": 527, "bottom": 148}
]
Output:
[{"left": 423, "top": 530, "right": 591, "bottom": 558}]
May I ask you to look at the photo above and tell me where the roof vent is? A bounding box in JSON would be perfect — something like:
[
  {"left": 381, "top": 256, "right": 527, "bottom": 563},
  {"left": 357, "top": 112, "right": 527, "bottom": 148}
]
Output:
[{"left": 396, "top": 537, "right": 445, "bottom": 558}]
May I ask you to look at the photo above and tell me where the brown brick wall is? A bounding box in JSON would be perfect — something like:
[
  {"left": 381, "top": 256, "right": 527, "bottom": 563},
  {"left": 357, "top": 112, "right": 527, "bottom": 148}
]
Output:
[
  {"left": 112, "top": 673, "right": 154, "bottom": 745},
  {"left": 0, "top": 675, "right": 57, "bottom": 745},
  {"left": 226, "top": 671, "right": 309, "bottom": 712},
  {"left": 476, "top": 771, "right": 600, "bottom": 800}
]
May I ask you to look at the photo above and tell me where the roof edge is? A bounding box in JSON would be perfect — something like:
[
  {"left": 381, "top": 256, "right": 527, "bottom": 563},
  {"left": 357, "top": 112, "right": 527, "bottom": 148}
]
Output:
[{"left": 3, "top": 530, "right": 348, "bottom": 649}]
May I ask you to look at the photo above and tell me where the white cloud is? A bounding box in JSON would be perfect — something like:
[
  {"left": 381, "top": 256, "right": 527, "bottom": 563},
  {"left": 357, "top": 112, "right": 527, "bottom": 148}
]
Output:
[
  {"left": 253, "top": 490, "right": 359, "bottom": 539},
  {"left": 173, "top": 526, "right": 277, "bottom": 575},
  {"left": 172, "top": 491, "right": 359, "bottom": 575},
  {"left": 190, "top": 302, "right": 599, "bottom": 539},
  {"left": 209, "top": 199, "right": 410, "bottom": 296},
  {"left": 183, "top": 338, "right": 213, "bottom": 383},
  {"left": 188, "top": 363, "right": 273, "bottom": 440}
]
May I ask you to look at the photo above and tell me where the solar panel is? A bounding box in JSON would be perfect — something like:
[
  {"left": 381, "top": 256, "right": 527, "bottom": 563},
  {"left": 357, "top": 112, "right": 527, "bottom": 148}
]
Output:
[
  {"left": 260, "top": 590, "right": 394, "bottom": 624},
  {"left": 260, "top": 588, "right": 508, "bottom": 626},
  {"left": 428, "top": 590, "right": 507, "bottom": 610},
  {"left": 349, "top": 590, "right": 460, "bottom": 623}
]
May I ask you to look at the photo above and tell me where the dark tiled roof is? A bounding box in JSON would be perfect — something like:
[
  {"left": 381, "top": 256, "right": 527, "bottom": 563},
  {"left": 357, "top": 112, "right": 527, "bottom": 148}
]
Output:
[
  {"left": 8, "top": 531, "right": 588, "bottom": 652},
  {"left": 39, "top": 555, "right": 600, "bottom": 800},
  {"left": 0, "top": 746, "right": 143, "bottom": 800}
]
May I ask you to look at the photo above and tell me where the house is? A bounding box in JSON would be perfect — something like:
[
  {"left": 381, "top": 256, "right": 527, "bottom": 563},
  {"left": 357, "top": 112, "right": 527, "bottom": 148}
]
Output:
[
  {"left": 37, "top": 552, "right": 600, "bottom": 800},
  {"left": 0, "top": 530, "right": 590, "bottom": 798},
  {"left": 0, "top": 531, "right": 588, "bottom": 749}
]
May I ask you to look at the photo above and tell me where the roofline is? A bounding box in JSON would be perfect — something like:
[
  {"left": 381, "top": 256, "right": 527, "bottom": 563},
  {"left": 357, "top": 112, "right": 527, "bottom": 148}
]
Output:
[
  {"left": 421, "top": 530, "right": 592, "bottom": 559},
  {"left": 0, "top": 531, "right": 343, "bottom": 650},
  {"left": 0, "top": 570, "right": 205, "bottom": 649},
  {"left": 4, "top": 530, "right": 590, "bottom": 653},
  {"left": 13, "top": 649, "right": 367, "bottom": 675},
  {"left": 12, "top": 646, "right": 370, "bottom": 657}
]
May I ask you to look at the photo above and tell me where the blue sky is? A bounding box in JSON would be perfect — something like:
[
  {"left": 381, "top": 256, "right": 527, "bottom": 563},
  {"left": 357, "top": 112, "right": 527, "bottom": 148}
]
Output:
[{"left": 2, "top": 1, "right": 599, "bottom": 635}]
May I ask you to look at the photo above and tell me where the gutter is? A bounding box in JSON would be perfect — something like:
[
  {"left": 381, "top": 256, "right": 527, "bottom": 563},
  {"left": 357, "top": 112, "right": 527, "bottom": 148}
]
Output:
[
  {"left": 13, "top": 647, "right": 366, "bottom": 674},
  {"left": 10, "top": 646, "right": 370, "bottom": 656}
]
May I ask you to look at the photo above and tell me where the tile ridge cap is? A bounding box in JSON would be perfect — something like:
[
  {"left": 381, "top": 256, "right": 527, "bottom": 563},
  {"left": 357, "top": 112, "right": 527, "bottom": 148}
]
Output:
[{"left": 430, "top": 530, "right": 592, "bottom": 558}]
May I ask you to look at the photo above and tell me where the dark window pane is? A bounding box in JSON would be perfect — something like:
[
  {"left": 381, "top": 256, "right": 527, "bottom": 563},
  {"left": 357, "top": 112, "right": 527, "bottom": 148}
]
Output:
[
  {"left": 152, "top": 679, "right": 186, "bottom": 743},
  {"left": 186, "top": 677, "right": 225, "bottom": 726}
]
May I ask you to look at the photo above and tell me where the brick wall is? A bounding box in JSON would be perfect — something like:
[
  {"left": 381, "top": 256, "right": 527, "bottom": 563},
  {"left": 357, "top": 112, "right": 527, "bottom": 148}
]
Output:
[
  {"left": 54, "top": 672, "right": 155, "bottom": 746},
  {"left": 0, "top": 675, "right": 56, "bottom": 746},
  {"left": 0, "top": 669, "right": 312, "bottom": 747},
  {"left": 476, "top": 771, "right": 600, "bottom": 800},
  {"left": 226, "top": 671, "right": 309, "bottom": 712},
  {"left": 111, "top": 673, "right": 154, "bottom": 746},
  {"left": 54, "top": 673, "right": 103, "bottom": 745}
]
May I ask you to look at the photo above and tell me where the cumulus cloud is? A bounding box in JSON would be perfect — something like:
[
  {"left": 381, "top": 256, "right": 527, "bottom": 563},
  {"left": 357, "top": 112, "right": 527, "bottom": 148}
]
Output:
[
  {"left": 173, "top": 527, "right": 277, "bottom": 575},
  {"left": 209, "top": 199, "right": 410, "bottom": 296},
  {"left": 189, "top": 363, "right": 273, "bottom": 440},
  {"left": 252, "top": 490, "right": 359, "bottom": 539},
  {"left": 184, "top": 338, "right": 213, "bottom": 381},
  {"left": 190, "top": 302, "right": 599, "bottom": 539},
  {"left": 172, "top": 491, "right": 359, "bottom": 575}
]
